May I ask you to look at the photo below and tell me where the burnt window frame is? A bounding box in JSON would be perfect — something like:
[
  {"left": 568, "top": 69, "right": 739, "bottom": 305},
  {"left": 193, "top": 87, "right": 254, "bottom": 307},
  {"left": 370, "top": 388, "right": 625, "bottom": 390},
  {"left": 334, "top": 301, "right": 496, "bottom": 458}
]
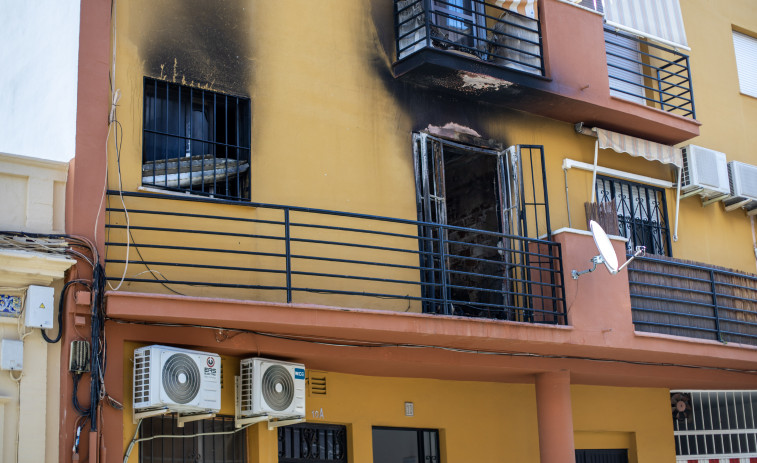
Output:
[
  {"left": 142, "top": 77, "right": 252, "bottom": 201},
  {"left": 138, "top": 414, "right": 246, "bottom": 463},
  {"left": 371, "top": 426, "right": 440, "bottom": 463},
  {"left": 595, "top": 175, "right": 672, "bottom": 257}
]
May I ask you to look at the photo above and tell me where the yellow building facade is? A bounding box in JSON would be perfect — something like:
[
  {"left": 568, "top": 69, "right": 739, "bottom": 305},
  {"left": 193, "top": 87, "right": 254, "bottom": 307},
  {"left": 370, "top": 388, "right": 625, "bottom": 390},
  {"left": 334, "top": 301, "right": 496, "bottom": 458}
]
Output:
[{"left": 63, "top": 0, "right": 757, "bottom": 462}]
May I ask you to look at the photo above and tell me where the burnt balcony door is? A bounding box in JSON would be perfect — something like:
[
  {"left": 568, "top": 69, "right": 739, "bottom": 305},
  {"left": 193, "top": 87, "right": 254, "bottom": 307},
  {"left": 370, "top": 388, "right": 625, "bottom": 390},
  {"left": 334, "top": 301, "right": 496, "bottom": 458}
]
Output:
[{"left": 413, "top": 133, "right": 553, "bottom": 320}]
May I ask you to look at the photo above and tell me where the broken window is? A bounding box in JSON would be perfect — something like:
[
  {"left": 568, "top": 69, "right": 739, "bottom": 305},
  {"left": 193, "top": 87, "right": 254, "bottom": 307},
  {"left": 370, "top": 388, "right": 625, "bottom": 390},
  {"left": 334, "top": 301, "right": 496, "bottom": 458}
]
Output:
[
  {"left": 142, "top": 77, "right": 251, "bottom": 201},
  {"left": 413, "top": 132, "right": 561, "bottom": 322}
]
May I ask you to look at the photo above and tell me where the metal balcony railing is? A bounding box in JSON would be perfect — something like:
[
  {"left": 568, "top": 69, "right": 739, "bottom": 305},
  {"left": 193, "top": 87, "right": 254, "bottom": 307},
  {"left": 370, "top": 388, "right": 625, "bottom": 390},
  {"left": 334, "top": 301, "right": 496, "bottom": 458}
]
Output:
[
  {"left": 105, "top": 191, "right": 566, "bottom": 324},
  {"left": 395, "top": 0, "right": 545, "bottom": 76},
  {"left": 628, "top": 255, "right": 757, "bottom": 346},
  {"left": 605, "top": 27, "right": 696, "bottom": 119}
]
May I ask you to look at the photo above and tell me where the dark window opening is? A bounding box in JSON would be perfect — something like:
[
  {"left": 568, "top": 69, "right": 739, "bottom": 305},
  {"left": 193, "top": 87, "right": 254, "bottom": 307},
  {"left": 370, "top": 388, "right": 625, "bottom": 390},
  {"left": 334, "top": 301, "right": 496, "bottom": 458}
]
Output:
[
  {"left": 138, "top": 415, "right": 246, "bottom": 463},
  {"left": 278, "top": 423, "right": 347, "bottom": 463},
  {"left": 372, "top": 427, "right": 440, "bottom": 463},
  {"left": 413, "top": 133, "right": 563, "bottom": 323},
  {"left": 575, "top": 449, "right": 629, "bottom": 463},
  {"left": 143, "top": 77, "right": 251, "bottom": 201},
  {"left": 595, "top": 175, "right": 671, "bottom": 257}
]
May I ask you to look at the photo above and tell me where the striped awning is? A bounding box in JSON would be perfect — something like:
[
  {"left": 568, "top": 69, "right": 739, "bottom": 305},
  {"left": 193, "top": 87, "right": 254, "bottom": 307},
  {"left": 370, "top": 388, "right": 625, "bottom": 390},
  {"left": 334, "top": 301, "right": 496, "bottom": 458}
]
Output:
[
  {"left": 603, "top": 0, "right": 689, "bottom": 50},
  {"left": 495, "top": 0, "right": 537, "bottom": 19},
  {"left": 596, "top": 128, "right": 681, "bottom": 168}
]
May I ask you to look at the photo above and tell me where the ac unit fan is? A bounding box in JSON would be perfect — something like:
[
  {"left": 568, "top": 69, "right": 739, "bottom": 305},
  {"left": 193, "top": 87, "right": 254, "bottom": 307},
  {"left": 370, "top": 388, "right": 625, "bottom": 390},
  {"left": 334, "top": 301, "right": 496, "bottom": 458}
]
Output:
[
  {"left": 133, "top": 345, "right": 221, "bottom": 414},
  {"left": 238, "top": 358, "right": 305, "bottom": 419}
]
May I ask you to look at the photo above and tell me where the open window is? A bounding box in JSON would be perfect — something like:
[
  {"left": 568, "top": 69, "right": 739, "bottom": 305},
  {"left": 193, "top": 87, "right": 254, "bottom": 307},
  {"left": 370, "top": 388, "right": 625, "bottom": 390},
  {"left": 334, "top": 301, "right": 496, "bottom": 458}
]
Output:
[
  {"left": 142, "top": 78, "right": 252, "bottom": 201},
  {"left": 413, "top": 132, "right": 561, "bottom": 322}
]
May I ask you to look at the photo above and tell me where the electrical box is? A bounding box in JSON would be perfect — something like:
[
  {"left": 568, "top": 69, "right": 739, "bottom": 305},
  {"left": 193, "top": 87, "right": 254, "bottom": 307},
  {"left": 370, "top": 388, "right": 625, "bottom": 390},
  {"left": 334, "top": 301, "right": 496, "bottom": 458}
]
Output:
[
  {"left": 0, "top": 340, "right": 23, "bottom": 370},
  {"left": 24, "top": 285, "right": 54, "bottom": 329}
]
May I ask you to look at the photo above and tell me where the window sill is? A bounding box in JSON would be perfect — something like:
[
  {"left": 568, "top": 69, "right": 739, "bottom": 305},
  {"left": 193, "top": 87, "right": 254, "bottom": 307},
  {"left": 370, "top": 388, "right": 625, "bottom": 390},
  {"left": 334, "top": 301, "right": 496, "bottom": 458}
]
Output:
[{"left": 136, "top": 185, "right": 253, "bottom": 207}]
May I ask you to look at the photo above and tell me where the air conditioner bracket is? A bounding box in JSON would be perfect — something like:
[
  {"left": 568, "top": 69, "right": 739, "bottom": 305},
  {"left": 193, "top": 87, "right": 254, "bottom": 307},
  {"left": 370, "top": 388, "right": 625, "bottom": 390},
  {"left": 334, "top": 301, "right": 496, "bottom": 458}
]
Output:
[
  {"left": 177, "top": 412, "right": 216, "bottom": 428},
  {"left": 268, "top": 417, "right": 305, "bottom": 430},
  {"left": 133, "top": 407, "right": 169, "bottom": 424}
]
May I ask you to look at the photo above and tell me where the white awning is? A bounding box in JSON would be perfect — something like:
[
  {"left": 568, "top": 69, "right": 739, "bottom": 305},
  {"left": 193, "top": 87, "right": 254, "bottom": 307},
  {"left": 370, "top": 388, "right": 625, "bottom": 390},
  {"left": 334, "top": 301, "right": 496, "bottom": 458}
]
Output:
[
  {"left": 495, "top": 0, "right": 537, "bottom": 19},
  {"left": 596, "top": 128, "right": 682, "bottom": 168},
  {"left": 603, "top": 0, "right": 689, "bottom": 51}
]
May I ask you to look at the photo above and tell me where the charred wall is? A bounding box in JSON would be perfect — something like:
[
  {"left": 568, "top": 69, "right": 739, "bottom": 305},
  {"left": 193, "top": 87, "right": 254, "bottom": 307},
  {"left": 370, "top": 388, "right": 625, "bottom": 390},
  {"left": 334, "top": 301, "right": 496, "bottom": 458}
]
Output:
[{"left": 131, "top": 0, "right": 253, "bottom": 95}]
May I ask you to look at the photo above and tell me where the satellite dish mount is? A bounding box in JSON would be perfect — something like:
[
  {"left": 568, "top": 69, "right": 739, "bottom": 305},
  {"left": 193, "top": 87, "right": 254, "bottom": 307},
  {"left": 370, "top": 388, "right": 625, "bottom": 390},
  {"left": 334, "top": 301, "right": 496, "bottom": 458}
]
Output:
[{"left": 571, "top": 220, "right": 645, "bottom": 279}]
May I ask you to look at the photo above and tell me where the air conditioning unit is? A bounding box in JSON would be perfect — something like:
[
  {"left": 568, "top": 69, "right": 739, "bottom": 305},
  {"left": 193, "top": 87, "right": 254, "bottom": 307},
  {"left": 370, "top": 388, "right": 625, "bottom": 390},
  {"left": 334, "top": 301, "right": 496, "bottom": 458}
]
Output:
[
  {"left": 238, "top": 358, "right": 305, "bottom": 419},
  {"left": 680, "top": 145, "right": 730, "bottom": 198},
  {"left": 133, "top": 345, "right": 221, "bottom": 414},
  {"left": 728, "top": 161, "right": 757, "bottom": 202}
]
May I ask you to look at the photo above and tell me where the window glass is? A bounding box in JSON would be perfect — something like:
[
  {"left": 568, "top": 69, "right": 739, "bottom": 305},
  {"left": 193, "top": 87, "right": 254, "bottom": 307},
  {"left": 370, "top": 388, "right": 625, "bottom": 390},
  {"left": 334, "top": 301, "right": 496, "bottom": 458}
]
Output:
[{"left": 372, "top": 427, "right": 440, "bottom": 463}]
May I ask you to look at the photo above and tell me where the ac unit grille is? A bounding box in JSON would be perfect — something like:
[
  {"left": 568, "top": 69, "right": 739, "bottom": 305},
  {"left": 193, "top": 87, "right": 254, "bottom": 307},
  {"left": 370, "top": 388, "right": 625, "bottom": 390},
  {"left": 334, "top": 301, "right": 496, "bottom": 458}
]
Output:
[
  {"left": 161, "top": 353, "right": 201, "bottom": 404},
  {"left": 693, "top": 149, "right": 722, "bottom": 189},
  {"left": 239, "top": 361, "right": 254, "bottom": 414},
  {"left": 681, "top": 150, "right": 691, "bottom": 187},
  {"left": 261, "top": 365, "right": 294, "bottom": 411},
  {"left": 731, "top": 162, "right": 757, "bottom": 200},
  {"left": 134, "top": 349, "right": 150, "bottom": 404}
]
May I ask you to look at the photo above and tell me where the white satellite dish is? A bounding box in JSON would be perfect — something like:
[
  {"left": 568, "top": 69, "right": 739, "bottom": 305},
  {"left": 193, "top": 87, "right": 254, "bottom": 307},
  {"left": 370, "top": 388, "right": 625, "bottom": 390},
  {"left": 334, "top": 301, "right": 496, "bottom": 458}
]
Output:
[{"left": 571, "top": 220, "right": 645, "bottom": 279}]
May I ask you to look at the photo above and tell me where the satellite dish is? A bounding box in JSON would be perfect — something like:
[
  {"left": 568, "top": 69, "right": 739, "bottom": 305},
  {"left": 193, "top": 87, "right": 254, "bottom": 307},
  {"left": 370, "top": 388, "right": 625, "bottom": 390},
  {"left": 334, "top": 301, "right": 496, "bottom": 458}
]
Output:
[
  {"left": 590, "top": 220, "right": 618, "bottom": 273},
  {"left": 571, "top": 220, "right": 645, "bottom": 279}
]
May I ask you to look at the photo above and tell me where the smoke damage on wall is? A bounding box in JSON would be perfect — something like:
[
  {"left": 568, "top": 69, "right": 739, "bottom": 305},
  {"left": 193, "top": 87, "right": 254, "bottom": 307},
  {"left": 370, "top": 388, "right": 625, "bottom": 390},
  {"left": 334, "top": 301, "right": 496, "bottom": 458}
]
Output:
[{"left": 134, "top": 0, "right": 253, "bottom": 96}]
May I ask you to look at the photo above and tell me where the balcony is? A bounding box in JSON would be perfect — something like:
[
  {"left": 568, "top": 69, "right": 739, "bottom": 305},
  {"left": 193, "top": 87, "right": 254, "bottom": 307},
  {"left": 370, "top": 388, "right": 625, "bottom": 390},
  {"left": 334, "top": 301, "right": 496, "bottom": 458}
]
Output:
[
  {"left": 104, "top": 191, "right": 566, "bottom": 324},
  {"left": 629, "top": 255, "right": 757, "bottom": 346},
  {"left": 392, "top": 0, "right": 700, "bottom": 145}
]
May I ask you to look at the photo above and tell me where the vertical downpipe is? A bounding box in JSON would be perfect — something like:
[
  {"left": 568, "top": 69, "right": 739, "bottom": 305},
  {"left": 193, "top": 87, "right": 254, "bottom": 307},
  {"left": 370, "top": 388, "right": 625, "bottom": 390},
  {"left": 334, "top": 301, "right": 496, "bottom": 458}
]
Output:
[{"left": 285, "top": 209, "right": 292, "bottom": 303}]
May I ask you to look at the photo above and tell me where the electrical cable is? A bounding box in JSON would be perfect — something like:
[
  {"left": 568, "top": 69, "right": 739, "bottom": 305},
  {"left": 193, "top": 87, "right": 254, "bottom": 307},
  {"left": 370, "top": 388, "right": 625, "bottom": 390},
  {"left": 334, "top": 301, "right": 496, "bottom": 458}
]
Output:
[
  {"left": 42, "top": 279, "right": 91, "bottom": 344},
  {"left": 109, "top": 318, "right": 757, "bottom": 375}
]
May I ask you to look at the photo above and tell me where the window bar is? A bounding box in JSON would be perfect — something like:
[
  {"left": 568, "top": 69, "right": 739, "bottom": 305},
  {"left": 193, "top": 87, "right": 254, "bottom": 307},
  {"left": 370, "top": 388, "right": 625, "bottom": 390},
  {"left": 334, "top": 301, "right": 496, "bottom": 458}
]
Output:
[
  {"left": 438, "top": 223, "right": 450, "bottom": 314},
  {"left": 188, "top": 89, "right": 194, "bottom": 190},
  {"left": 149, "top": 80, "right": 157, "bottom": 187},
  {"left": 733, "top": 393, "right": 742, "bottom": 454},
  {"left": 164, "top": 81, "right": 170, "bottom": 189},
  {"left": 285, "top": 208, "right": 293, "bottom": 303},
  {"left": 213, "top": 92, "right": 218, "bottom": 195},
  {"left": 224, "top": 94, "right": 229, "bottom": 196},
  {"left": 424, "top": 0, "right": 431, "bottom": 49},
  {"left": 200, "top": 91, "right": 206, "bottom": 194},
  {"left": 235, "top": 96, "right": 240, "bottom": 197}
]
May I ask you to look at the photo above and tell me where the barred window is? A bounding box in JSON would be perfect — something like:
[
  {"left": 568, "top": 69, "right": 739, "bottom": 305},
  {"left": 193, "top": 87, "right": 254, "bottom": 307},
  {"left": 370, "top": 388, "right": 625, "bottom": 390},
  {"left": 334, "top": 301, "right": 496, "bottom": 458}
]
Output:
[
  {"left": 143, "top": 77, "right": 251, "bottom": 201},
  {"left": 596, "top": 175, "right": 672, "bottom": 257},
  {"left": 139, "top": 415, "right": 246, "bottom": 463},
  {"left": 279, "top": 423, "right": 347, "bottom": 463}
]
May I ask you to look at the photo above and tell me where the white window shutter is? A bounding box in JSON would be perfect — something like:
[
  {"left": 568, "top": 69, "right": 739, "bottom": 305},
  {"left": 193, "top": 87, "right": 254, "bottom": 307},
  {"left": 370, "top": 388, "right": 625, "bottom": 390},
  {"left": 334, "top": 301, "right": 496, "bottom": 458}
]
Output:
[{"left": 733, "top": 30, "right": 757, "bottom": 98}]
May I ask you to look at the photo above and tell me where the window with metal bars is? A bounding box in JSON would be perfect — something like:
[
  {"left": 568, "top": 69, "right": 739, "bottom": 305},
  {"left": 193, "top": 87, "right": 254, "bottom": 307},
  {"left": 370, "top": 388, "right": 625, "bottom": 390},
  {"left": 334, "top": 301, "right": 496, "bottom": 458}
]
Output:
[
  {"left": 278, "top": 423, "right": 347, "bottom": 463},
  {"left": 595, "top": 175, "right": 671, "bottom": 257},
  {"left": 372, "top": 427, "right": 440, "bottom": 463},
  {"left": 143, "top": 77, "right": 251, "bottom": 201},
  {"left": 673, "top": 390, "right": 757, "bottom": 459},
  {"left": 575, "top": 449, "right": 629, "bottom": 463},
  {"left": 138, "top": 415, "right": 246, "bottom": 463}
]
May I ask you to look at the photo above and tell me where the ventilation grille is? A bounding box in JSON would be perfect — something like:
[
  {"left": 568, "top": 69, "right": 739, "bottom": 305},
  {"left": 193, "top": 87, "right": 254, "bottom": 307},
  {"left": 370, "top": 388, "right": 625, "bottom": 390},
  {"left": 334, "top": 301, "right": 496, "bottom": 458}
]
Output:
[
  {"left": 239, "top": 359, "right": 254, "bottom": 414},
  {"left": 309, "top": 373, "right": 327, "bottom": 396},
  {"left": 134, "top": 349, "right": 151, "bottom": 405},
  {"left": 691, "top": 147, "right": 721, "bottom": 189},
  {"left": 681, "top": 149, "right": 691, "bottom": 187}
]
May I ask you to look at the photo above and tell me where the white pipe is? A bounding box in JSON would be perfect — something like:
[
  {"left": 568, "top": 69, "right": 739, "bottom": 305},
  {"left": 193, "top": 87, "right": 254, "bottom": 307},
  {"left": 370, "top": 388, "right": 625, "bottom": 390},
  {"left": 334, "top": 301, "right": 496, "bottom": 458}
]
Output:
[
  {"left": 564, "top": 168, "right": 572, "bottom": 228},
  {"left": 561, "top": 158, "right": 674, "bottom": 189},
  {"left": 674, "top": 166, "right": 682, "bottom": 241},
  {"left": 590, "top": 140, "right": 599, "bottom": 202}
]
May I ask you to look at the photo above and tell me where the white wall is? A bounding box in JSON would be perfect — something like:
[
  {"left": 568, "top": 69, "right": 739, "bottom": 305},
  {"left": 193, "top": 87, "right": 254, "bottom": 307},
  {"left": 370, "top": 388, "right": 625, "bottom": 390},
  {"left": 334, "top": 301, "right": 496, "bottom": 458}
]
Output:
[{"left": 0, "top": 0, "right": 81, "bottom": 163}]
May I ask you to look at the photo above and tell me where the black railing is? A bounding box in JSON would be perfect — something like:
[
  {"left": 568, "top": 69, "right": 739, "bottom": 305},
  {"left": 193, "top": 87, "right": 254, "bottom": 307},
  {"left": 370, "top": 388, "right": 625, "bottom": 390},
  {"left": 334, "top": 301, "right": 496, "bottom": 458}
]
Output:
[
  {"left": 629, "top": 255, "right": 757, "bottom": 346},
  {"left": 105, "top": 191, "right": 566, "bottom": 324},
  {"left": 605, "top": 27, "right": 695, "bottom": 119},
  {"left": 395, "top": 0, "right": 545, "bottom": 76}
]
